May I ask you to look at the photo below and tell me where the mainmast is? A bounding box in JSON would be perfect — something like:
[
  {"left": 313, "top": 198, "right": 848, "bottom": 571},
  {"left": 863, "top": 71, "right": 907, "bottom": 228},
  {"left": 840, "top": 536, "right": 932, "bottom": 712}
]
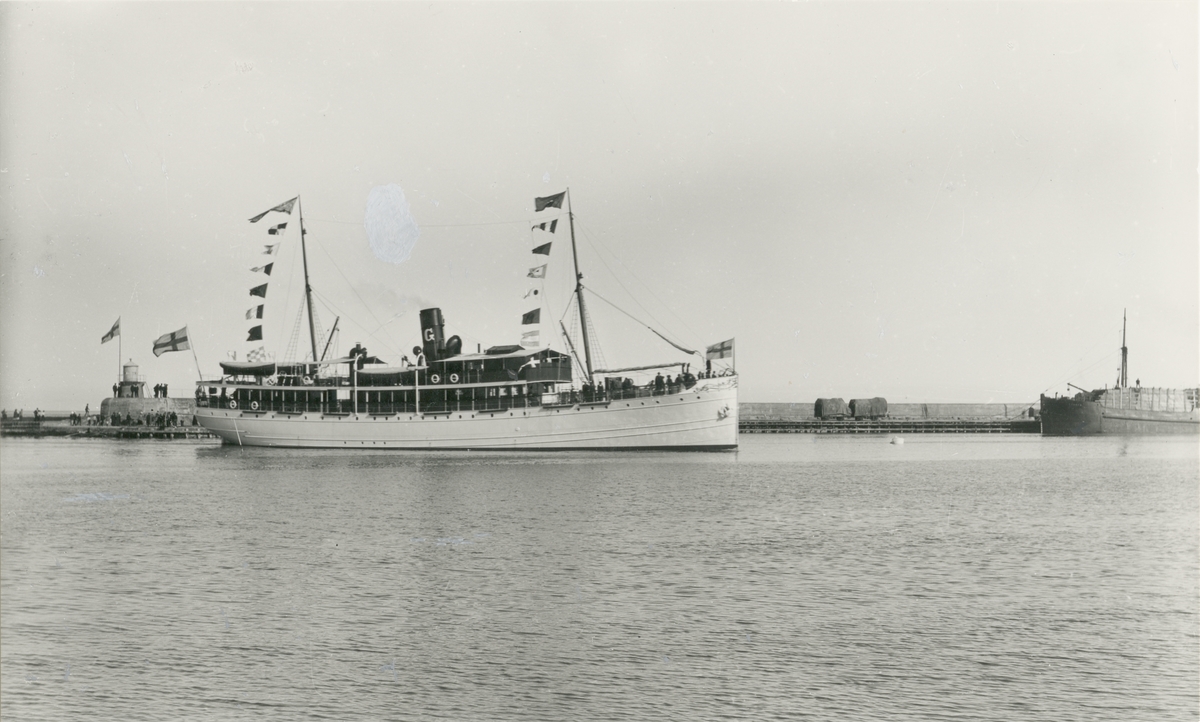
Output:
[
  {"left": 297, "top": 197, "right": 320, "bottom": 364},
  {"left": 1119, "top": 308, "right": 1128, "bottom": 389},
  {"left": 566, "top": 188, "right": 595, "bottom": 384}
]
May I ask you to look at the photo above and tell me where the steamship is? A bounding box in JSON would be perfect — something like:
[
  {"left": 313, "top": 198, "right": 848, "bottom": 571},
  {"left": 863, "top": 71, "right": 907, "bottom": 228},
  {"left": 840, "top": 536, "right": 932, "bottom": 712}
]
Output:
[
  {"left": 193, "top": 193, "right": 738, "bottom": 450},
  {"left": 1040, "top": 313, "right": 1199, "bottom": 436}
]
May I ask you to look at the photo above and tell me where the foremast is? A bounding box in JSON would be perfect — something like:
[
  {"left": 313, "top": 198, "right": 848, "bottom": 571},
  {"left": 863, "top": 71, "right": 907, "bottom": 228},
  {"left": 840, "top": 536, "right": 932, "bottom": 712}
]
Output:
[{"left": 297, "top": 197, "right": 320, "bottom": 364}]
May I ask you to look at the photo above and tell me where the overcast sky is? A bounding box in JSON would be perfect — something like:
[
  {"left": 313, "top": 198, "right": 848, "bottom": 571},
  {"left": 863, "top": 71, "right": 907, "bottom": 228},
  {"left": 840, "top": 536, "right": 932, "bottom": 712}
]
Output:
[{"left": 1, "top": 2, "right": 1196, "bottom": 410}]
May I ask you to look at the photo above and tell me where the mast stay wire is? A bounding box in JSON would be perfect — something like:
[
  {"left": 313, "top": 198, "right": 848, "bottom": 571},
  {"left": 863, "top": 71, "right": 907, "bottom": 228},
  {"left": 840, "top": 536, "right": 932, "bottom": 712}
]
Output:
[
  {"left": 307, "top": 233, "right": 389, "bottom": 335},
  {"left": 1037, "top": 319, "right": 1127, "bottom": 394},
  {"left": 307, "top": 215, "right": 566, "bottom": 229},
  {"left": 309, "top": 289, "right": 403, "bottom": 359},
  {"left": 1039, "top": 349, "right": 1120, "bottom": 396},
  {"left": 306, "top": 227, "right": 495, "bottom": 359},
  {"left": 585, "top": 287, "right": 698, "bottom": 357},
  {"left": 573, "top": 218, "right": 705, "bottom": 351}
]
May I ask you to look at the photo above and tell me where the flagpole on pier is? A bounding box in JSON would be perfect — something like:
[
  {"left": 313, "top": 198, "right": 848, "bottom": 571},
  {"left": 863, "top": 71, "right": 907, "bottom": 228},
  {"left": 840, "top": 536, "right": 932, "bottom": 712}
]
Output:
[{"left": 190, "top": 330, "right": 204, "bottom": 381}]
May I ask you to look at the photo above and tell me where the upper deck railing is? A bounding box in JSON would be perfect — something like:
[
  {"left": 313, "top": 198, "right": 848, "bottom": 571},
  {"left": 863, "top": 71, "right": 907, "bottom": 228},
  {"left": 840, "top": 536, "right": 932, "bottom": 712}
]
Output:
[{"left": 195, "top": 372, "right": 715, "bottom": 416}]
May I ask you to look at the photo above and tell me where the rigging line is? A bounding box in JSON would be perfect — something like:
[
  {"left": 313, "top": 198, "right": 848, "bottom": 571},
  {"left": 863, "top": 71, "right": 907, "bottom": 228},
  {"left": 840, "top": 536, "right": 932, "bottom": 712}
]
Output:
[
  {"left": 309, "top": 289, "right": 403, "bottom": 359},
  {"left": 306, "top": 216, "right": 565, "bottom": 228},
  {"left": 573, "top": 221, "right": 696, "bottom": 351},
  {"left": 306, "top": 233, "right": 388, "bottom": 333},
  {"left": 275, "top": 228, "right": 301, "bottom": 351},
  {"left": 558, "top": 293, "right": 575, "bottom": 324},
  {"left": 584, "top": 287, "right": 698, "bottom": 356},
  {"left": 574, "top": 218, "right": 704, "bottom": 347},
  {"left": 573, "top": 224, "right": 671, "bottom": 337},
  {"left": 1039, "top": 349, "right": 1121, "bottom": 395},
  {"left": 1037, "top": 331, "right": 1121, "bottom": 392}
]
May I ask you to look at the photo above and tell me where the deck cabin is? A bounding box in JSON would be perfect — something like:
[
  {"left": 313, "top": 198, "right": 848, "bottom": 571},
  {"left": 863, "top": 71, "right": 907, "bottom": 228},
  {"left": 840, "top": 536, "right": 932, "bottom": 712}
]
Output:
[{"left": 196, "top": 346, "right": 697, "bottom": 416}]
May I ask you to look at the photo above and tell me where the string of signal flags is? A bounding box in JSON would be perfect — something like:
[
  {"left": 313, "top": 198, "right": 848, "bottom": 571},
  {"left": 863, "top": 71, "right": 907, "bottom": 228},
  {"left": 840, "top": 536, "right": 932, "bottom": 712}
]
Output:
[
  {"left": 520, "top": 190, "right": 565, "bottom": 348},
  {"left": 242, "top": 196, "right": 297, "bottom": 357},
  {"left": 94, "top": 197, "right": 298, "bottom": 372}
]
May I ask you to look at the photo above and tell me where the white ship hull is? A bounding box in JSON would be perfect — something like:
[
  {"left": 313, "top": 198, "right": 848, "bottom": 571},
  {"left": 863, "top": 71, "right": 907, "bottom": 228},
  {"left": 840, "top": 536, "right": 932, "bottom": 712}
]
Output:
[{"left": 196, "top": 376, "right": 738, "bottom": 450}]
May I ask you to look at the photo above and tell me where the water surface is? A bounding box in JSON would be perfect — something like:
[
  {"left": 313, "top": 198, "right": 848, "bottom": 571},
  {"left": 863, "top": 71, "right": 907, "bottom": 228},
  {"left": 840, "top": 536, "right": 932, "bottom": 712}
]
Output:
[{"left": 2, "top": 434, "right": 1196, "bottom": 720}]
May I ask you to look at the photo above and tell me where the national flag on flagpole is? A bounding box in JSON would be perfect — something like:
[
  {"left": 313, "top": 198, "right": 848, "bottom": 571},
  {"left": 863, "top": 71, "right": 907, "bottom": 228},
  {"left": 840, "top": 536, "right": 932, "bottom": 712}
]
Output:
[
  {"left": 521, "top": 309, "right": 541, "bottom": 325},
  {"left": 527, "top": 264, "right": 547, "bottom": 279},
  {"left": 101, "top": 318, "right": 120, "bottom": 344},
  {"left": 267, "top": 222, "right": 288, "bottom": 235},
  {"left": 263, "top": 244, "right": 279, "bottom": 255},
  {"left": 249, "top": 197, "right": 298, "bottom": 223},
  {"left": 532, "top": 219, "right": 558, "bottom": 233},
  {"left": 705, "top": 338, "right": 734, "bottom": 360},
  {"left": 247, "top": 326, "right": 263, "bottom": 342},
  {"left": 534, "top": 192, "right": 565, "bottom": 211},
  {"left": 152, "top": 327, "right": 190, "bottom": 357},
  {"left": 250, "top": 263, "right": 273, "bottom": 275},
  {"left": 245, "top": 305, "right": 264, "bottom": 320},
  {"left": 532, "top": 242, "right": 552, "bottom": 256},
  {"left": 250, "top": 283, "right": 268, "bottom": 298}
]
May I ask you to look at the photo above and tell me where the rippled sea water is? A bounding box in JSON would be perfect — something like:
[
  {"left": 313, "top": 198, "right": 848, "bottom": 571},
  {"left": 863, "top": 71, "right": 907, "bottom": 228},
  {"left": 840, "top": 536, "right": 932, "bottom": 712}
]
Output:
[{"left": 2, "top": 435, "right": 1196, "bottom": 721}]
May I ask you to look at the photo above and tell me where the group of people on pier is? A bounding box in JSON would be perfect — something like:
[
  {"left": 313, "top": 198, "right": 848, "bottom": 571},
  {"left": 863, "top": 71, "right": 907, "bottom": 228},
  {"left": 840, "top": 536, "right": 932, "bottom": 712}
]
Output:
[{"left": 0, "top": 408, "right": 41, "bottom": 422}]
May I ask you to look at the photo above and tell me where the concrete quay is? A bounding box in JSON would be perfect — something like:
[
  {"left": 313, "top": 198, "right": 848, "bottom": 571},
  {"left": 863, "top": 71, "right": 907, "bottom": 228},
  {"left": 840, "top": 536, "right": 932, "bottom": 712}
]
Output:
[
  {"left": 3, "top": 401, "right": 1043, "bottom": 440},
  {"left": 0, "top": 419, "right": 216, "bottom": 440},
  {"left": 739, "top": 402, "right": 1041, "bottom": 434}
]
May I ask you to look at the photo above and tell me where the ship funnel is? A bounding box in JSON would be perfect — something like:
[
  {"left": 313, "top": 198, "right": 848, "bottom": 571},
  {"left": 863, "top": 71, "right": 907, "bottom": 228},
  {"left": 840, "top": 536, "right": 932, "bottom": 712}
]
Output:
[{"left": 419, "top": 308, "right": 446, "bottom": 362}]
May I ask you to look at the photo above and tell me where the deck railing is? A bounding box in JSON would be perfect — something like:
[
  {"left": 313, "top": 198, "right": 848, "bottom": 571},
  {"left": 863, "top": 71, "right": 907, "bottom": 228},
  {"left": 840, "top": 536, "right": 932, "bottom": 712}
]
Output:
[{"left": 195, "top": 377, "right": 701, "bottom": 415}]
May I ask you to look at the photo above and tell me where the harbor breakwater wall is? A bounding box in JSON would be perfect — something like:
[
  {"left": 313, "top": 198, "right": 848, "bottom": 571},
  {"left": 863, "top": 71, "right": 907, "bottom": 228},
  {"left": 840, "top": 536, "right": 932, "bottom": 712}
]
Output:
[
  {"left": 99, "top": 397, "right": 197, "bottom": 422},
  {"left": 740, "top": 402, "right": 1038, "bottom": 420}
]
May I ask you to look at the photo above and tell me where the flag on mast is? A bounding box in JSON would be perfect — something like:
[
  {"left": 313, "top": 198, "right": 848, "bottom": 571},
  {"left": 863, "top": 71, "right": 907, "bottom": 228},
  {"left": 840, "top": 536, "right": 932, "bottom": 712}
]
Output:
[
  {"left": 705, "top": 338, "right": 734, "bottom": 360},
  {"left": 534, "top": 192, "right": 565, "bottom": 211},
  {"left": 101, "top": 318, "right": 120, "bottom": 344},
  {"left": 249, "top": 197, "right": 298, "bottom": 223},
  {"left": 527, "top": 264, "right": 547, "bottom": 279},
  {"left": 152, "top": 327, "right": 191, "bottom": 357}
]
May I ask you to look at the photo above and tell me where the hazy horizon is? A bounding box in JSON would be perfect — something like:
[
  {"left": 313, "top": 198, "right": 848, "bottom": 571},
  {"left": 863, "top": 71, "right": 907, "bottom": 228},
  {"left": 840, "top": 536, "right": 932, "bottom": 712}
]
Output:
[{"left": 2, "top": 2, "right": 1196, "bottom": 410}]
